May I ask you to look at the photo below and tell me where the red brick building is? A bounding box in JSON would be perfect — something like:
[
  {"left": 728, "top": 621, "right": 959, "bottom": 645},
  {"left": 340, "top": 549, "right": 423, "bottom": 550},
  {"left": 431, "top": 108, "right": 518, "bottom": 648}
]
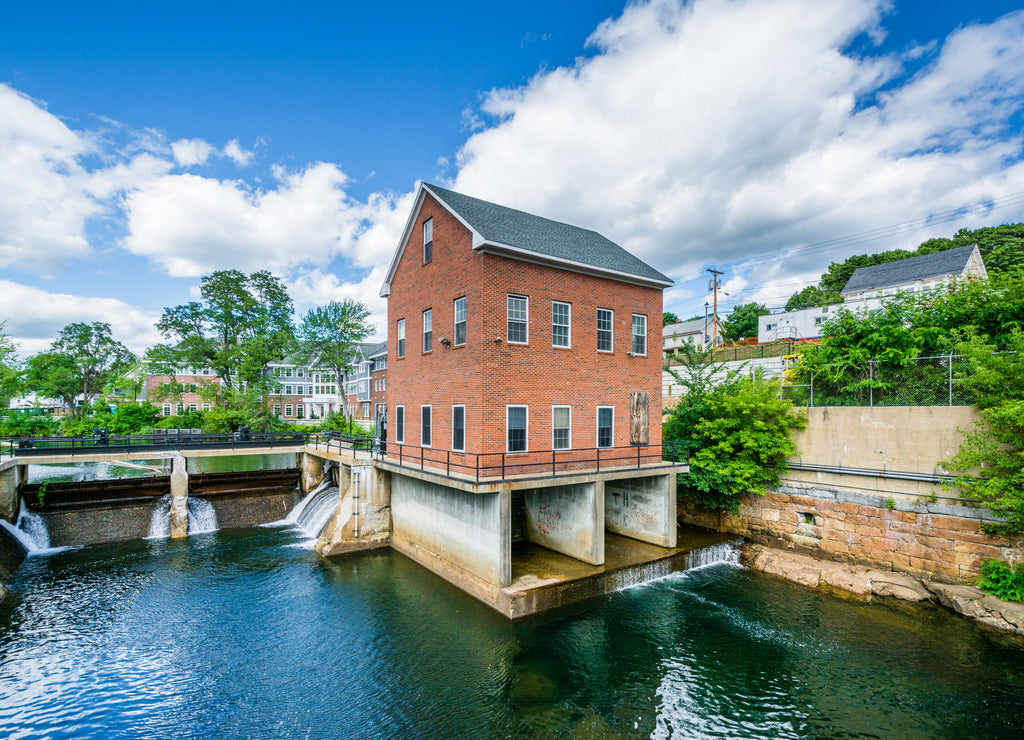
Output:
[
  {"left": 380, "top": 183, "right": 672, "bottom": 464},
  {"left": 144, "top": 371, "right": 221, "bottom": 417}
]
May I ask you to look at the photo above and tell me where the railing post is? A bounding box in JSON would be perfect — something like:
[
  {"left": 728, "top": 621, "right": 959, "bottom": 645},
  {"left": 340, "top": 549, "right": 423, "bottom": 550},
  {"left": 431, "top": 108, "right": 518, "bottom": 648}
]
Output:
[
  {"left": 502, "top": 452, "right": 506, "bottom": 479},
  {"left": 446, "top": 450, "right": 450, "bottom": 476},
  {"left": 476, "top": 454, "right": 480, "bottom": 483},
  {"left": 552, "top": 450, "right": 556, "bottom": 475},
  {"left": 637, "top": 445, "right": 641, "bottom": 468},
  {"left": 420, "top": 446, "right": 424, "bottom": 471},
  {"left": 869, "top": 360, "right": 874, "bottom": 408},
  {"left": 949, "top": 352, "right": 953, "bottom": 406},
  {"left": 596, "top": 447, "right": 601, "bottom": 472}
]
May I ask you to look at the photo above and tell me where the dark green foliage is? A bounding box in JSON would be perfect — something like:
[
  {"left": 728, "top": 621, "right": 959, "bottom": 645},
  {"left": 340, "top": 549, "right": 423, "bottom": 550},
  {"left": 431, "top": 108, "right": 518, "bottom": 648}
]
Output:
[
  {"left": 663, "top": 312, "right": 679, "bottom": 326},
  {"left": 785, "top": 285, "right": 841, "bottom": 311},
  {"left": 977, "top": 559, "right": 1024, "bottom": 603},
  {"left": 946, "top": 328, "right": 1024, "bottom": 535},
  {"left": 60, "top": 402, "right": 164, "bottom": 436},
  {"left": 26, "top": 322, "right": 135, "bottom": 419},
  {"left": 0, "top": 413, "right": 58, "bottom": 437},
  {"left": 721, "top": 302, "right": 768, "bottom": 342},
  {"left": 155, "top": 270, "right": 296, "bottom": 393},
  {"left": 297, "top": 299, "right": 374, "bottom": 406},
  {"left": 155, "top": 411, "right": 206, "bottom": 430},
  {"left": 319, "top": 411, "right": 374, "bottom": 438},
  {"left": 664, "top": 345, "right": 805, "bottom": 512},
  {"left": 0, "top": 321, "right": 20, "bottom": 410}
]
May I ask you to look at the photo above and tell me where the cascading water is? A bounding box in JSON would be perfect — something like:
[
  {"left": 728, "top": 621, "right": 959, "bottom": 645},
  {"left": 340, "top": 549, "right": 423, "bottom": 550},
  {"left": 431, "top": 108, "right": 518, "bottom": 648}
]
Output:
[
  {"left": 146, "top": 494, "right": 220, "bottom": 538},
  {"left": 16, "top": 498, "right": 51, "bottom": 551},
  {"left": 147, "top": 495, "right": 171, "bottom": 539},
  {"left": 279, "top": 478, "right": 339, "bottom": 539},
  {"left": 687, "top": 541, "right": 741, "bottom": 570},
  {"left": 187, "top": 497, "right": 218, "bottom": 535}
]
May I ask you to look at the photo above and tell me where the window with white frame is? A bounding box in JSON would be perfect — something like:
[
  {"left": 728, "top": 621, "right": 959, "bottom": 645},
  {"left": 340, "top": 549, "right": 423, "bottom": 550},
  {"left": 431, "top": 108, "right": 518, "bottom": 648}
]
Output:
[
  {"left": 507, "top": 295, "right": 528, "bottom": 344},
  {"left": 397, "top": 319, "right": 406, "bottom": 358},
  {"left": 631, "top": 314, "right": 647, "bottom": 355},
  {"left": 423, "top": 309, "right": 432, "bottom": 352},
  {"left": 454, "top": 296, "right": 466, "bottom": 345},
  {"left": 597, "top": 406, "right": 614, "bottom": 448},
  {"left": 395, "top": 405, "right": 405, "bottom": 443},
  {"left": 423, "top": 218, "right": 433, "bottom": 263},
  {"left": 421, "top": 406, "right": 432, "bottom": 447},
  {"left": 452, "top": 405, "right": 465, "bottom": 452},
  {"left": 176, "top": 403, "right": 184, "bottom": 415},
  {"left": 162, "top": 403, "right": 171, "bottom": 416},
  {"left": 297, "top": 405, "right": 305, "bottom": 419},
  {"left": 597, "top": 308, "right": 613, "bottom": 352},
  {"left": 273, "top": 404, "right": 281, "bottom": 416},
  {"left": 362, "top": 402, "right": 370, "bottom": 417},
  {"left": 552, "top": 301, "right": 570, "bottom": 348},
  {"left": 189, "top": 403, "right": 197, "bottom": 412},
  {"left": 202, "top": 403, "right": 211, "bottom": 411},
  {"left": 285, "top": 385, "right": 292, "bottom": 395},
  {"left": 507, "top": 405, "right": 528, "bottom": 452},
  {"left": 552, "top": 406, "right": 571, "bottom": 450},
  {"left": 286, "top": 368, "right": 293, "bottom": 377},
  {"left": 285, "top": 404, "right": 293, "bottom": 416}
]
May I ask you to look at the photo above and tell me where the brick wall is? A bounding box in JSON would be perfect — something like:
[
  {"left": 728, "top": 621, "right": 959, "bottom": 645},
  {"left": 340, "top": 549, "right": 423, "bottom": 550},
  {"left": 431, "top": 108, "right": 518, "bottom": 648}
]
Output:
[
  {"left": 144, "top": 374, "right": 219, "bottom": 415},
  {"left": 679, "top": 483, "right": 1023, "bottom": 584},
  {"left": 386, "top": 191, "right": 664, "bottom": 457}
]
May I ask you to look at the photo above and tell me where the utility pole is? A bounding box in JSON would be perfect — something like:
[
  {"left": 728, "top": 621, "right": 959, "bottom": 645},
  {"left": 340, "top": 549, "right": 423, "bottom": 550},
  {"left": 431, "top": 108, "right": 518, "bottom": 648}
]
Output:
[{"left": 707, "top": 268, "right": 723, "bottom": 348}]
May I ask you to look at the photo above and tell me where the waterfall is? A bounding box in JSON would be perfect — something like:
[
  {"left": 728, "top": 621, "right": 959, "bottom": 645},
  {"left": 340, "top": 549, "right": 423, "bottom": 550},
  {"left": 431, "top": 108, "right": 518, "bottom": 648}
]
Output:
[
  {"left": 283, "top": 477, "right": 333, "bottom": 525},
  {"left": 290, "top": 485, "right": 340, "bottom": 539},
  {"left": 147, "top": 495, "right": 171, "bottom": 539},
  {"left": 187, "top": 497, "right": 218, "bottom": 535},
  {"left": 147, "top": 494, "right": 219, "bottom": 538},
  {"left": 686, "top": 541, "right": 741, "bottom": 570},
  {"left": 16, "top": 498, "right": 51, "bottom": 551}
]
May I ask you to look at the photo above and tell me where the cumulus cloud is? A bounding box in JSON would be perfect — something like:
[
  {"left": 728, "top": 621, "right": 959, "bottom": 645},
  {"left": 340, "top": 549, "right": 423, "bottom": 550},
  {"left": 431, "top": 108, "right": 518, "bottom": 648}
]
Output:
[
  {"left": 0, "top": 85, "right": 99, "bottom": 274},
  {"left": 223, "top": 138, "right": 255, "bottom": 166},
  {"left": 0, "top": 280, "right": 162, "bottom": 357},
  {"left": 287, "top": 267, "right": 389, "bottom": 341},
  {"left": 452, "top": 0, "right": 1024, "bottom": 313},
  {"left": 171, "top": 138, "right": 215, "bottom": 166}
]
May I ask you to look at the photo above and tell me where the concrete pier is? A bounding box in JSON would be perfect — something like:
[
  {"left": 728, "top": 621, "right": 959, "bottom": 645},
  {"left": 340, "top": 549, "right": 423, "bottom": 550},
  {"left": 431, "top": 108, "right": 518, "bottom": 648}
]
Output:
[{"left": 169, "top": 454, "right": 189, "bottom": 538}]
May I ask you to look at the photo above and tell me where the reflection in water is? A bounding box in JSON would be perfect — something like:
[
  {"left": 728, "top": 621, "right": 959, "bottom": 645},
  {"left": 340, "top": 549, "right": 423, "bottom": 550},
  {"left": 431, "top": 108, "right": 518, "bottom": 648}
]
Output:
[{"left": 1, "top": 527, "right": 1022, "bottom": 739}]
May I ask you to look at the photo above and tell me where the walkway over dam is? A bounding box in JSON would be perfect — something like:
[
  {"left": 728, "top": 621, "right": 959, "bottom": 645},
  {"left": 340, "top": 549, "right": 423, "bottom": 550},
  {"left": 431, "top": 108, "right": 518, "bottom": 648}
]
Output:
[{"left": 1, "top": 434, "right": 705, "bottom": 617}]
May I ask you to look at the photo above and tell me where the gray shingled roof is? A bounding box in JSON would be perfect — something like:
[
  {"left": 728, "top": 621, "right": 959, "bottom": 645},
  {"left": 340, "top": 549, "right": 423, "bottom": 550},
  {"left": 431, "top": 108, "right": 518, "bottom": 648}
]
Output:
[
  {"left": 842, "top": 244, "right": 979, "bottom": 295},
  {"left": 424, "top": 183, "right": 672, "bottom": 286}
]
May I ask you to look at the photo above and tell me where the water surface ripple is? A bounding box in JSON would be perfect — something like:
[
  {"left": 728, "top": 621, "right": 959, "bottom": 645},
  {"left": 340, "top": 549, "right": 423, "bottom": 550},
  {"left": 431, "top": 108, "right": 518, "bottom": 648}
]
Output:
[{"left": 2, "top": 526, "right": 1022, "bottom": 739}]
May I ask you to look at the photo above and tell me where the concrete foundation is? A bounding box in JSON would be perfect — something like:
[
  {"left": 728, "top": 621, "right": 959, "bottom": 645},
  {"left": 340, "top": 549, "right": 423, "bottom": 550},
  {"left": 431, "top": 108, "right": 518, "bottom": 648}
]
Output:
[
  {"left": 524, "top": 482, "right": 604, "bottom": 565},
  {"left": 169, "top": 454, "right": 188, "bottom": 538},
  {"left": 0, "top": 461, "right": 24, "bottom": 523},
  {"left": 300, "top": 453, "right": 329, "bottom": 493},
  {"left": 606, "top": 474, "right": 677, "bottom": 547},
  {"left": 391, "top": 475, "right": 510, "bottom": 587}
]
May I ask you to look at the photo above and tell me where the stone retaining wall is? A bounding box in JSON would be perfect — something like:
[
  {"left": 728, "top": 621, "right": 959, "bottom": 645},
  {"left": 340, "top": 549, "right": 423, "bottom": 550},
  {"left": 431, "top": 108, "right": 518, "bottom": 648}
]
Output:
[{"left": 679, "top": 482, "right": 1023, "bottom": 584}]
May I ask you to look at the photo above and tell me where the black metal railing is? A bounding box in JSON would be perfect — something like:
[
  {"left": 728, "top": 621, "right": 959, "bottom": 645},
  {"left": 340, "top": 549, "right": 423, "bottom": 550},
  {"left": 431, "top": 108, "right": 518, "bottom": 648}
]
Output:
[
  {"left": 1, "top": 429, "right": 312, "bottom": 458},
  {"left": 376, "top": 441, "right": 688, "bottom": 483}
]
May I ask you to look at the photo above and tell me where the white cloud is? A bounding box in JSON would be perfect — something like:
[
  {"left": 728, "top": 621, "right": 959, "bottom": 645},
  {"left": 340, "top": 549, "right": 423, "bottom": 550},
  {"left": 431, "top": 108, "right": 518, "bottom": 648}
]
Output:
[
  {"left": 452, "top": 0, "right": 1024, "bottom": 301},
  {"left": 0, "top": 280, "right": 161, "bottom": 357},
  {"left": 171, "top": 138, "right": 215, "bottom": 166},
  {"left": 287, "top": 267, "right": 389, "bottom": 342},
  {"left": 0, "top": 85, "right": 100, "bottom": 274},
  {"left": 223, "top": 138, "right": 255, "bottom": 166}
]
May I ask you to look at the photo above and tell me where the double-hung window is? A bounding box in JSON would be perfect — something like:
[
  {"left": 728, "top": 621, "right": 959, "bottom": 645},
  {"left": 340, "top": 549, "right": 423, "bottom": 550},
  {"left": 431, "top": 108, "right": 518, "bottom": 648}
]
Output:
[
  {"left": 632, "top": 314, "right": 647, "bottom": 355},
  {"left": 552, "top": 406, "right": 571, "bottom": 450},
  {"left": 423, "top": 218, "right": 433, "bottom": 263},
  {"left": 397, "top": 319, "right": 406, "bottom": 358},
  {"left": 452, "top": 405, "right": 465, "bottom": 452},
  {"left": 421, "top": 406, "right": 432, "bottom": 447},
  {"left": 597, "top": 308, "right": 613, "bottom": 352},
  {"left": 507, "top": 295, "right": 528, "bottom": 344},
  {"left": 454, "top": 297, "right": 466, "bottom": 346},
  {"left": 552, "top": 301, "right": 570, "bottom": 348},
  {"left": 597, "top": 406, "right": 614, "bottom": 448},
  {"left": 423, "top": 309, "right": 432, "bottom": 352},
  {"left": 507, "top": 405, "right": 528, "bottom": 452},
  {"left": 395, "top": 406, "right": 405, "bottom": 444}
]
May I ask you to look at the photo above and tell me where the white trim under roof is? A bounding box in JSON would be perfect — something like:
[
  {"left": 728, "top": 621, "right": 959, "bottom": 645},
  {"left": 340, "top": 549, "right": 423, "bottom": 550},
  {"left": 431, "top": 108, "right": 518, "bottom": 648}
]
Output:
[{"left": 380, "top": 182, "right": 674, "bottom": 296}]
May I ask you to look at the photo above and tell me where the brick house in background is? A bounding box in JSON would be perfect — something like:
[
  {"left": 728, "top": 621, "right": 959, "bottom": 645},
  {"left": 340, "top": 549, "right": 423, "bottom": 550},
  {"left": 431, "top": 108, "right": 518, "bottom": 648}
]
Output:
[
  {"left": 343, "top": 342, "right": 387, "bottom": 423},
  {"left": 144, "top": 368, "right": 221, "bottom": 417},
  {"left": 380, "top": 183, "right": 673, "bottom": 462}
]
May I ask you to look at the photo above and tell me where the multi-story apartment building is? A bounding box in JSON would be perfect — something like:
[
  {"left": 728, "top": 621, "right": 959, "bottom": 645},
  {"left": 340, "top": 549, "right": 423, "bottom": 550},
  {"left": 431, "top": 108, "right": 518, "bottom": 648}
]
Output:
[
  {"left": 344, "top": 342, "right": 388, "bottom": 423},
  {"left": 266, "top": 360, "right": 342, "bottom": 422}
]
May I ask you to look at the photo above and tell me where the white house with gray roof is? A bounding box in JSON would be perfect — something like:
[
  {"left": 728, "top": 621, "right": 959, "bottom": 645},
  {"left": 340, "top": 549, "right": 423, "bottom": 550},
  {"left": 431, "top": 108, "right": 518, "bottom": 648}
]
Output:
[{"left": 758, "top": 244, "right": 987, "bottom": 343}]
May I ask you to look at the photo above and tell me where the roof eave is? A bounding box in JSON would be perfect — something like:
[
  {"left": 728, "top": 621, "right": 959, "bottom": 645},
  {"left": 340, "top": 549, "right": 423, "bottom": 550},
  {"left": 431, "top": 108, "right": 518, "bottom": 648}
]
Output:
[{"left": 476, "top": 241, "right": 673, "bottom": 289}]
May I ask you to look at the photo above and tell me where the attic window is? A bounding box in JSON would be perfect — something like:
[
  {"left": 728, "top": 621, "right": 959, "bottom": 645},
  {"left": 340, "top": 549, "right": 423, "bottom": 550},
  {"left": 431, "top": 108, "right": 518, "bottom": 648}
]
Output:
[{"left": 423, "top": 218, "right": 433, "bottom": 263}]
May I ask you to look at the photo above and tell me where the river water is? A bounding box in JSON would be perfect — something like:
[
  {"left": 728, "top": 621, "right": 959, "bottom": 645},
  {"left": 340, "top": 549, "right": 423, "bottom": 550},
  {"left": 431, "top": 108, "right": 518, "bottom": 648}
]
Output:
[{"left": 2, "top": 525, "right": 1022, "bottom": 739}]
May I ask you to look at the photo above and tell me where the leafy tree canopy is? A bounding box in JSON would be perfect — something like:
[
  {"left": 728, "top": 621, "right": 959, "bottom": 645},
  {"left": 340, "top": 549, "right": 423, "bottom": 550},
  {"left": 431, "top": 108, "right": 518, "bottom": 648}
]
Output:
[
  {"left": 721, "top": 302, "right": 768, "bottom": 342},
  {"left": 154, "top": 270, "right": 295, "bottom": 393},
  {"left": 0, "top": 320, "right": 22, "bottom": 409},
  {"left": 297, "top": 299, "right": 374, "bottom": 398},
  {"left": 664, "top": 346, "right": 805, "bottom": 513},
  {"left": 26, "top": 322, "right": 134, "bottom": 418},
  {"left": 663, "top": 311, "right": 679, "bottom": 326}
]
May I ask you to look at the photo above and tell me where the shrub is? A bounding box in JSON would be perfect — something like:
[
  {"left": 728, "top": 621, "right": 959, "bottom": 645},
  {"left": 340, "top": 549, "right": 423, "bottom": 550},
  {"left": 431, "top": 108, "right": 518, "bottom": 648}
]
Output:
[{"left": 977, "top": 559, "right": 1024, "bottom": 603}]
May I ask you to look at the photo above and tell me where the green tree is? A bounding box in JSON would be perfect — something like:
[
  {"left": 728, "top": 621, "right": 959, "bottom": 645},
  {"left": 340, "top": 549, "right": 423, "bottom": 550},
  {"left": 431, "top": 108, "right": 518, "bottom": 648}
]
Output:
[
  {"left": 0, "top": 320, "right": 21, "bottom": 409},
  {"left": 26, "top": 322, "right": 135, "bottom": 418},
  {"left": 663, "top": 311, "right": 679, "bottom": 326},
  {"left": 155, "top": 270, "right": 296, "bottom": 394},
  {"left": 721, "top": 302, "right": 768, "bottom": 342},
  {"left": 785, "top": 285, "right": 841, "bottom": 311},
  {"left": 664, "top": 353, "right": 805, "bottom": 518},
  {"left": 946, "top": 328, "right": 1024, "bottom": 536},
  {"left": 297, "top": 298, "right": 374, "bottom": 406}
]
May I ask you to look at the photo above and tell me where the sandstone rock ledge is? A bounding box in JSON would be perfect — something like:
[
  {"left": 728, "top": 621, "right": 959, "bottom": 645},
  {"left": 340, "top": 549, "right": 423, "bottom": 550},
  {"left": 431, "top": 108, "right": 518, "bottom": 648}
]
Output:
[{"left": 742, "top": 544, "right": 1024, "bottom": 636}]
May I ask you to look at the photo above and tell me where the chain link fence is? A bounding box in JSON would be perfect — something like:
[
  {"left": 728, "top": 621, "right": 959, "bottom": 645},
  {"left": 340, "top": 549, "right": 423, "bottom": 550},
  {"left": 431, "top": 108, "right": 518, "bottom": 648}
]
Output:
[{"left": 781, "top": 354, "right": 975, "bottom": 407}]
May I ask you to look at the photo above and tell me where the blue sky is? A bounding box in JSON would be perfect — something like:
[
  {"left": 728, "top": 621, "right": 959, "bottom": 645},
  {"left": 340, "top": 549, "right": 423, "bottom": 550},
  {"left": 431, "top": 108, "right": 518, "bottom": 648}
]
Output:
[{"left": 2, "top": 0, "right": 1023, "bottom": 356}]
